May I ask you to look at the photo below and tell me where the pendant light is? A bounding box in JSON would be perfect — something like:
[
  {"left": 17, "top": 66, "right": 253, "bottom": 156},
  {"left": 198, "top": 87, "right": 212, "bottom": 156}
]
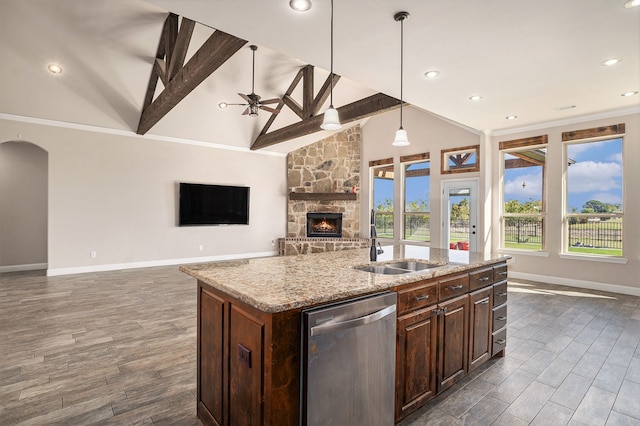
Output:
[
  {"left": 392, "top": 11, "right": 410, "bottom": 146},
  {"left": 320, "top": 0, "right": 342, "bottom": 130}
]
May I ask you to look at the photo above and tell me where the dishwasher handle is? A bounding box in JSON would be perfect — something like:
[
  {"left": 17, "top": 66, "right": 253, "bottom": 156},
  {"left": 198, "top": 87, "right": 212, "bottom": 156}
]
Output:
[{"left": 310, "top": 304, "right": 396, "bottom": 336}]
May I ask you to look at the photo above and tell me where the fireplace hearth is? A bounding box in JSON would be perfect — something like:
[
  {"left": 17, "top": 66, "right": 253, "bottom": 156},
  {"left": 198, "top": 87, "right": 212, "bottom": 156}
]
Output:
[{"left": 306, "top": 213, "right": 343, "bottom": 238}]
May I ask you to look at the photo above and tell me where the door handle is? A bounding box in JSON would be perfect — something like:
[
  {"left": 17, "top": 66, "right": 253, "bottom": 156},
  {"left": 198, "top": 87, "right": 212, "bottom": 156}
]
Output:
[{"left": 310, "top": 304, "right": 396, "bottom": 336}]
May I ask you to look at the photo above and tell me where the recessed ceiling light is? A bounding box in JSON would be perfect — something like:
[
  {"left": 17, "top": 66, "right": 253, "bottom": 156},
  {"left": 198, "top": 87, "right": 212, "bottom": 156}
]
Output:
[
  {"left": 621, "top": 91, "right": 638, "bottom": 97},
  {"left": 602, "top": 58, "right": 621, "bottom": 66},
  {"left": 47, "top": 63, "right": 62, "bottom": 74},
  {"left": 424, "top": 70, "right": 439, "bottom": 78},
  {"left": 289, "top": 0, "right": 312, "bottom": 11},
  {"left": 624, "top": 0, "right": 640, "bottom": 8},
  {"left": 468, "top": 95, "right": 482, "bottom": 101},
  {"left": 505, "top": 115, "right": 518, "bottom": 120},
  {"left": 218, "top": 102, "right": 228, "bottom": 109}
]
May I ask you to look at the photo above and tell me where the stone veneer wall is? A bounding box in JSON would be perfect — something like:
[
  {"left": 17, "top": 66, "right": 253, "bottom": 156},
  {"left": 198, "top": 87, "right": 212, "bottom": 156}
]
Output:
[{"left": 287, "top": 125, "right": 361, "bottom": 238}]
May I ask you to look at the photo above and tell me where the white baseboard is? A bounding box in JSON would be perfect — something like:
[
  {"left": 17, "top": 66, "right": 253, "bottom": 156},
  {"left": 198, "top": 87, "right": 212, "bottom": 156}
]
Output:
[
  {"left": 46, "top": 251, "right": 278, "bottom": 277},
  {"left": 0, "top": 263, "right": 48, "bottom": 273},
  {"left": 509, "top": 271, "right": 640, "bottom": 297}
]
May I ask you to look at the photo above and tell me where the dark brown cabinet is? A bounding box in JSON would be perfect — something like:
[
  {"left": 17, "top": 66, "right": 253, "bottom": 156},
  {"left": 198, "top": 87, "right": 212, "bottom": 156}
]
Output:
[
  {"left": 393, "top": 262, "right": 507, "bottom": 422},
  {"left": 197, "top": 282, "right": 301, "bottom": 426},
  {"left": 468, "top": 287, "right": 493, "bottom": 372}
]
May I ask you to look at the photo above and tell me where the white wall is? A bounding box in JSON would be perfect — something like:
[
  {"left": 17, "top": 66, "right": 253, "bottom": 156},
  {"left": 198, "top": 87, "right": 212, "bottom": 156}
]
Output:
[
  {"left": 360, "top": 106, "right": 481, "bottom": 247},
  {"left": 0, "top": 117, "right": 287, "bottom": 275},
  {"left": 490, "top": 112, "right": 640, "bottom": 295},
  {"left": 0, "top": 141, "right": 48, "bottom": 269}
]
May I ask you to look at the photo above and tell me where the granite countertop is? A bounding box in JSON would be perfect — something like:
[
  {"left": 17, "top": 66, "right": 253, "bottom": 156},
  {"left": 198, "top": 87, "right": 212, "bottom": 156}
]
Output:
[{"left": 180, "top": 245, "right": 510, "bottom": 313}]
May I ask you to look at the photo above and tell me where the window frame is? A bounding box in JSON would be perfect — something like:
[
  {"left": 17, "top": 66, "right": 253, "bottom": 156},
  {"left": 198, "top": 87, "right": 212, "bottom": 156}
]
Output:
[
  {"left": 562, "top": 125, "right": 625, "bottom": 258},
  {"left": 499, "top": 135, "right": 548, "bottom": 252},
  {"left": 400, "top": 153, "right": 431, "bottom": 244}
]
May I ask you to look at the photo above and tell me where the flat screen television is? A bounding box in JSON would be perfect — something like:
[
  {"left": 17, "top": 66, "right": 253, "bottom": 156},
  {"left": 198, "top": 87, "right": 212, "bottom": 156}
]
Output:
[{"left": 179, "top": 183, "right": 250, "bottom": 226}]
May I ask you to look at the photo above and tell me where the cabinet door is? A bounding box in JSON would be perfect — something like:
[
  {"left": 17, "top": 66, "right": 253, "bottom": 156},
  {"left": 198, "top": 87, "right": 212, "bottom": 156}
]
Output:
[
  {"left": 468, "top": 287, "right": 493, "bottom": 372},
  {"left": 229, "top": 304, "right": 265, "bottom": 426},
  {"left": 395, "top": 305, "right": 438, "bottom": 422},
  {"left": 437, "top": 294, "right": 469, "bottom": 393},
  {"left": 199, "top": 287, "right": 226, "bottom": 426}
]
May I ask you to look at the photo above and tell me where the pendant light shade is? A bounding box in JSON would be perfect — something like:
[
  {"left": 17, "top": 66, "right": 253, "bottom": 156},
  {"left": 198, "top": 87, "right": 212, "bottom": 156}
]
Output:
[
  {"left": 321, "top": 0, "right": 342, "bottom": 130},
  {"left": 392, "top": 11, "right": 410, "bottom": 146},
  {"left": 393, "top": 128, "right": 410, "bottom": 146},
  {"left": 321, "top": 106, "right": 341, "bottom": 130}
]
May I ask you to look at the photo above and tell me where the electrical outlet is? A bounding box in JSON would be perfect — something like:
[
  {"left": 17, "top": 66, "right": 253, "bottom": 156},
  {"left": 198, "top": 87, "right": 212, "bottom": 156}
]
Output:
[
  {"left": 238, "top": 344, "right": 251, "bottom": 368},
  {"left": 198, "top": 245, "right": 204, "bottom": 251},
  {"left": 271, "top": 240, "right": 275, "bottom": 246},
  {"left": 90, "top": 251, "right": 97, "bottom": 258},
  {"left": 508, "top": 256, "right": 516, "bottom": 264}
]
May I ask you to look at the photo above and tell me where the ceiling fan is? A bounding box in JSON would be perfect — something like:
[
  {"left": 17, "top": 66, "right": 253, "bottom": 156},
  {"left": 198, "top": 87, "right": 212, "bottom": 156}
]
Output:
[{"left": 219, "top": 45, "right": 282, "bottom": 117}]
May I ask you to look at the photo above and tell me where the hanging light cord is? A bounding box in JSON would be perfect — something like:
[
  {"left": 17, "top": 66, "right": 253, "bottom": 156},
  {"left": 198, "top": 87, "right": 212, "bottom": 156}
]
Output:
[
  {"left": 329, "top": 0, "right": 335, "bottom": 108},
  {"left": 251, "top": 48, "right": 256, "bottom": 95},
  {"left": 399, "top": 15, "right": 404, "bottom": 129}
]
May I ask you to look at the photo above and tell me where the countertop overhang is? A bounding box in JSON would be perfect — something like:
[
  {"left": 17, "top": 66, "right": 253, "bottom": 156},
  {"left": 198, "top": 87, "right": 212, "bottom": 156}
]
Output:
[{"left": 180, "top": 245, "right": 510, "bottom": 313}]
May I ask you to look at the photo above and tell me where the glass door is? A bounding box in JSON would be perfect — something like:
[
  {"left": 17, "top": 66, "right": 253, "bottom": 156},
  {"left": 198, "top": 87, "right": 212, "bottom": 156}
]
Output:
[{"left": 442, "top": 180, "right": 478, "bottom": 252}]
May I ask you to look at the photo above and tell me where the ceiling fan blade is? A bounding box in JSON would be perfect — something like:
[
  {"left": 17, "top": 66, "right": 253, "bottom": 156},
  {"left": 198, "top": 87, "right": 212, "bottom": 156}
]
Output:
[
  {"left": 259, "top": 105, "right": 280, "bottom": 114},
  {"left": 238, "top": 93, "right": 251, "bottom": 102},
  {"left": 241, "top": 107, "right": 250, "bottom": 115},
  {"left": 260, "top": 98, "right": 282, "bottom": 105}
]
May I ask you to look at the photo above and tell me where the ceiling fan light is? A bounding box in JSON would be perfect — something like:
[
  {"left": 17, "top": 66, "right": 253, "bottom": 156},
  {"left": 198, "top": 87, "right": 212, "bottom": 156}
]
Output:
[
  {"left": 392, "top": 128, "right": 410, "bottom": 146},
  {"left": 249, "top": 105, "right": 259, "bottom": 117},
  {"left": 290, "top": 0, "right": 312, "bottom": 11},
  {"left": 321, "top": 106, "right": 342, "bottom": 130}
]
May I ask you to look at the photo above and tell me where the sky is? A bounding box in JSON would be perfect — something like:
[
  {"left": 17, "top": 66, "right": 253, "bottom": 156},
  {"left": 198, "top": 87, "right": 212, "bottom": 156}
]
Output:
[{"left": 503, "top": 138, "right": 623, "bottom": 212}]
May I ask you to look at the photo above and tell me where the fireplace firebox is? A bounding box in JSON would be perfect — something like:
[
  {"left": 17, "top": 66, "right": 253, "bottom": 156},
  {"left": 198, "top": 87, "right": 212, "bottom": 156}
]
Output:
[{"left": 306, "top": 213, "right": 343, "bottom": 238}]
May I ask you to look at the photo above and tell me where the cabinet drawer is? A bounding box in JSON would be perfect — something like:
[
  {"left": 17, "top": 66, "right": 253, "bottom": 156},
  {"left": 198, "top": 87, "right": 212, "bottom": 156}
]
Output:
[
  {"left": 469, "top": 267, "right": 494, "bottom": 291},
  {"left": 492, "top": 328, "right": 507, "bottom": 356},
  {"left": 438, "top": 274, "right": 469, "bottom": 301},
  {"left": 492, "top": 305, "right": 507, "bottom": 331},
  {"left": 493, "top": 264, "right": 508, "bottom": 281},
  {"left": 397, "top": 282, "right": 438, "bottom": 315},
  {"left": 493, "top": 282, "right": 508, "bottom": 307}
]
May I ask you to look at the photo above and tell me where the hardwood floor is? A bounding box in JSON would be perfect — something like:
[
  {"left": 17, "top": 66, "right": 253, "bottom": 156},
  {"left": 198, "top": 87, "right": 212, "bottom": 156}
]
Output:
[
  {"left": 1, "top": 266, "right": 639, "bottom": 425},
  {"left": 0, "top": 267, "right": 199, "bottom": 425}
]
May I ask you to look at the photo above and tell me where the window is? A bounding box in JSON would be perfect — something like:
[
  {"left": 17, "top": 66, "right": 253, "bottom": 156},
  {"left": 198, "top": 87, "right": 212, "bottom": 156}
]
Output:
[
  {"left": 441, "top": 145, "right": 480, "bottom": 174},
  {"left": 564, "top": 128, "right": 623, "bottom": 257},
  {"left": 371, "top": 159, "right": 394, "bottom": 239},
  {"left": 402, "top": 159, "right": 430, "bottom": 242},
  {"left": 499, "top": 136, "right": 547, "bottom": 251}
]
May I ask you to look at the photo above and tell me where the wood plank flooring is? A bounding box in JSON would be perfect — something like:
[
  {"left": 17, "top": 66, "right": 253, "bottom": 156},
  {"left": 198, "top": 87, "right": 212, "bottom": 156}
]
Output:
[
  {"left": 0, "top": 267, "right": 199, "bottom": 425},
  {"left": 1, "top": 266, "right": 640, "bottom": 425}
]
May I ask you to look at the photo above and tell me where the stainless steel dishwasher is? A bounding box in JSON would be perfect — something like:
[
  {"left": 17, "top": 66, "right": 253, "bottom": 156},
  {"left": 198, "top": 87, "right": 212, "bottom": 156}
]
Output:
[{"left": 301, "top": 292, "right": 397, "bottom": 426}]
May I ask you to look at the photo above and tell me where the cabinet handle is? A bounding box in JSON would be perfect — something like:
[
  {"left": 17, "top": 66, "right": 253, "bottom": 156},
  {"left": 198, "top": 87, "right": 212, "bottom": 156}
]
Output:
[
  {"left": 479, "top": 300, "right": 489, "bottom": 305},
  {"left": 448, "top": 285, "right": 463, "bottom": 290},
  {"left": 479, "top": 276, "right": 490, "bottom": 282},
  {"left": 498, "top": 271, "right": 508, "bottom": 276},
  {"left": 496, "top": 339, "right": 506, "bottom": 345},
  {"left": 498, "top": 292, "right": 507, "bottom": 296},
  {"left": 415, "top": 295, "right": 430, "bottom": 301},
  {"left": 496, "top": 316, "right": 506, "bottom": 321}
]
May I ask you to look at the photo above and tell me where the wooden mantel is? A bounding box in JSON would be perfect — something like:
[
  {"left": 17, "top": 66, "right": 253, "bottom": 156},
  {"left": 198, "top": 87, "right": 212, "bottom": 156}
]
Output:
[{"left": 288, "top": 192, "right": 357, "bottom": 201}]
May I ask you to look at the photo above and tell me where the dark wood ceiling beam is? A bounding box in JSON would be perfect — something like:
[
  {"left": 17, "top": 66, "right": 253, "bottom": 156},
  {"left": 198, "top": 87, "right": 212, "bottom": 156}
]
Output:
[
  {"left": 154, "top": 58, "right": 168, "bottom": 86},
  {"left": 164, "top": 14, "right": 178, "bottom": 69},
  {"left": 302, "top": 65, "right": 314, "bottom": 117},
  {"left": 282, "top": 95, "right": 303, "bottom": 119},
  {"left": 310, "top": 73, "right": 340, "bottom": 116},
  {"left": 167, "top": 18, "right": 195, "bottom": 80},
  {"left": 251, "top": 93, "right": 400, "bottom": 150},
  {"left": 137, "top": 28, "right": 247, "bottom": 135}
]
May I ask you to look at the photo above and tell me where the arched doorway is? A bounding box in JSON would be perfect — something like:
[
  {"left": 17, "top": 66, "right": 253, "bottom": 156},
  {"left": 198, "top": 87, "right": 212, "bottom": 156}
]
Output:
[{"left": 0, "top": 141, "right": 48, "bottom": 272}]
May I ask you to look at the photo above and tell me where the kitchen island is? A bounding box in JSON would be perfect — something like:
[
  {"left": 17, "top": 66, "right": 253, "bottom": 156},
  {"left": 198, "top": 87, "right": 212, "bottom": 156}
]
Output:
[{"left": 180, "top": 245, "right": 510, "bottom": 425}]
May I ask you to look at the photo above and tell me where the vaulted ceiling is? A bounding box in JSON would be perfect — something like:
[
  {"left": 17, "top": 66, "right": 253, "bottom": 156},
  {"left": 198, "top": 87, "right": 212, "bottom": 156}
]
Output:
[{"left": 1, "top": 0, "right": 638, "bottom": 154}]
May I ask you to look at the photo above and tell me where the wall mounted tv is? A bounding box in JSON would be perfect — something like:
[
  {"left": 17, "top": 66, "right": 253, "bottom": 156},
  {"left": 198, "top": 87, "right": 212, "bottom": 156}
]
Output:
[{"left": 179, "top": 183, "right": 250, "bottom": 226}]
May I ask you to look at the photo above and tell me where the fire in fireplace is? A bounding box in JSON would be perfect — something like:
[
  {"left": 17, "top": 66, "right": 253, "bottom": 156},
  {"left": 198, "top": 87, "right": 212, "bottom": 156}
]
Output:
[{"left": 306, "top": 213, "right": 343, "bottom": 238}]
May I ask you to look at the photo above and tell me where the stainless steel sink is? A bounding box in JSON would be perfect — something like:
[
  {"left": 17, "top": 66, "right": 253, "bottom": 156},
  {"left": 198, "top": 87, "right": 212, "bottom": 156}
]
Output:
[{"left": 352, "top": 261, "right": 446, "bottom": 275}]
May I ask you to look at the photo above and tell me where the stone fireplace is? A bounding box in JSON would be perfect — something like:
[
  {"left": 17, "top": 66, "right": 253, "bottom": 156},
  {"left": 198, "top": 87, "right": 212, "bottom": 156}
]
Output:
[{"left": 278, "top": 125, "right": 370, "bottom": 256}]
